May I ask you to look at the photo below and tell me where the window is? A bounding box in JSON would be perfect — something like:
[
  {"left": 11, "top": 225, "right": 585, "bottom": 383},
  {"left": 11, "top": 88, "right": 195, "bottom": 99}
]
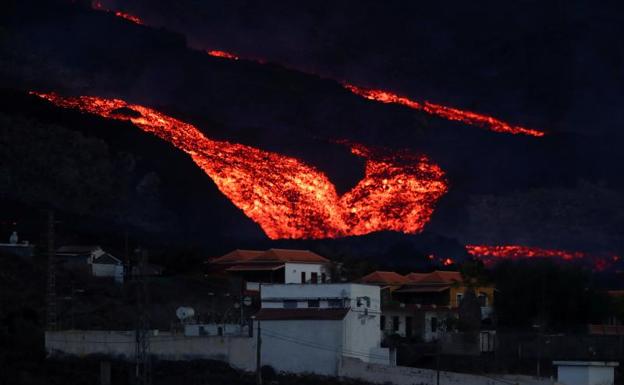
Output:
[
  {"left": 478, "top": 293, "right": 488, "bottom": 306},
  {"left": 308, "top": 299, "right": 320, "bottom": 308},
  {"left": 380, "top": 315, "right": 386, "bottom": 331},
  {"left": 456, "top": 293, "right": 463, "bottom": 305},
  {"left": 284, "top": 300, "right": 298, "bottom": 309},
  {"left": 311, "top": 272, "right": 318, "bottom": 284},
  {"left": 431, "top": 317, "right": 438, "bottom": 333},
  {"left": 328, "top": 299, "right": 342, "bottom": 308},
  {"left": 405, "top": 317, "right": 413, "bottom": 337},
  {"left": 392, "top": 316, "right": 399, "bottom": 332},
  {"left": 321, "top": 273, "right": 326, "bottom": 283},
  {"left": 301, "top": 271, "right": 306, "bottom": 284}
]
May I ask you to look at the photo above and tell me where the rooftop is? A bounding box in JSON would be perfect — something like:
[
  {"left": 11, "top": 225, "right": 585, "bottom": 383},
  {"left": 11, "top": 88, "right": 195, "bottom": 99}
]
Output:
[
  {"left": 360, "top": 271, "right": 409, "bottom": 285},
  {"left": 211, "top": 248, "right": 329, "bottom": 265}
]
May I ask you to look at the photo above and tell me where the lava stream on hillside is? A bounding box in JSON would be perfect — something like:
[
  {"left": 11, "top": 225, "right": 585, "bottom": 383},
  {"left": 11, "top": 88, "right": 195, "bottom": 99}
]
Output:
[
  {"left": 344, "top": 85, "right": 544, "bottom": 137},
  {"left": 92, "top": 1, "right": 143, "bottom": 25},
  {"left": 206, "top": 48, "right": 545, "bottom": 137},
  {"left": 466, "top": 245, "right": 621, "bottom": 270},
  {"left": 32, "top": 92, "right": 448, "bottom": 240}
]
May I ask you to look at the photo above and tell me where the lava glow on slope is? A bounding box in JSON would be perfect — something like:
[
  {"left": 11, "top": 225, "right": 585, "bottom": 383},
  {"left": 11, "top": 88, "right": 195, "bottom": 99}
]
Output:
[
  {"left": 197, "top": 47, "right": 545, "bottom": 137},
  {"left": 206, "top": 50, "right": 239, "bottom": 60},
  {"left": 466, "top": 245, "right": 621, "bottom": 270},
  {"left": 32, "top": 92, "right": 448, "bottom": 240},
  {"left": 91, "top": 1, "right": 143, "bottom": 25},
  {"left": 345, "top": 85, "right": 545, "bottom": 137}
]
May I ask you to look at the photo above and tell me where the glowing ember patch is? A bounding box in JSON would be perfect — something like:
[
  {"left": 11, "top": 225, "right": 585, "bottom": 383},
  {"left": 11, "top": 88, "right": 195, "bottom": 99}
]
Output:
[
  {"left": 206, "top": 50, "right": 239, "bottom": 60},
  {"left": 32, "top": 91, "right": 448, "bottom": 240},
  {"left": 91, "top": 1, "right": 143, "bottom": 25},
  {"left": 466, "top": 245, "right": 619, "bottom": 271},
  {"left": 344, "top": 84, "right": 545, "bottom": 137}
]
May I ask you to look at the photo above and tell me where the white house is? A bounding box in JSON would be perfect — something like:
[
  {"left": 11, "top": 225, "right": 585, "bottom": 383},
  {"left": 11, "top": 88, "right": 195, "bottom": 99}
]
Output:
[
  {"left": 91, "top": 252, "right": 124, "bottom": 282},
  {"left": 253, "top": 283, "right": 392, "bottom": 376},
  {"left": 553, "top": 361, "right": 619, "bottom": 385},
  {"left": 210, "top": 249, "right": 331, "bottom": 291}
]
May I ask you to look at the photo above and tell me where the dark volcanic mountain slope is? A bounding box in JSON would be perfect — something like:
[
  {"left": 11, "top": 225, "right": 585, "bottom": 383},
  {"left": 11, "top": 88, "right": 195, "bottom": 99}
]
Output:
[{"left": 0, "top": 0, "right": 622, "bottom": 255}]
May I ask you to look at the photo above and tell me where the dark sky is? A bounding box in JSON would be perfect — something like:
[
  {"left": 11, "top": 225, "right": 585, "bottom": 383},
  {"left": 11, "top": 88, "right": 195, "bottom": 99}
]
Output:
[{"left": 116, "top": 0, "right": 624, "bottom": 137}]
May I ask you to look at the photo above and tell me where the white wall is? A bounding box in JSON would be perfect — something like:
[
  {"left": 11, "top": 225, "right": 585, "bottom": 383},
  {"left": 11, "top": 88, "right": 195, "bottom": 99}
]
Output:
[
  {"left": 259, "top": 319, "right": 343, "bottom": 376},
  {"left": 284, "top": 262, "right": 329, "bottom": 284},
  {"left": 339, "top": 357, "right": 553, "bottom": 385},
  {"left": 45, "top": 330, "right": 255, "bottom": 371},
  {"left": 92, "top": 263, "right": 122, "bottom": 278},
  {"left": 342, "top": 284, "right": 385, "bottom": 363},
  {"left": 557, "top": 363, "right": 617, "bottom": 385}
]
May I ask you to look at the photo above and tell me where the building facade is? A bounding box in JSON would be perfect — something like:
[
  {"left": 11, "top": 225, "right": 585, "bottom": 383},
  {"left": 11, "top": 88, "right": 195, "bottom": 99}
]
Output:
[{"left": 254, "top": 283, "right": 392, "bottom": 376}]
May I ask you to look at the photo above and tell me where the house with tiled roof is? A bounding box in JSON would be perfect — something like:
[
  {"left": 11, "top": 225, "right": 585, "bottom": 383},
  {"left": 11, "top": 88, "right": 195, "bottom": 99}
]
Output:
[
  {"left": 209, "top": 248, "right": 331, "bottom": 291},
  {"left": 364, "top": 270, "right": 495, "bottom": 342}
]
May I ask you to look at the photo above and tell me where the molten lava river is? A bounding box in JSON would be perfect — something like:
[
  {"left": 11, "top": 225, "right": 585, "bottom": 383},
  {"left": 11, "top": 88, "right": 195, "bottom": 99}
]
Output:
[{"left": 33, "top": 92, "right": 448, "bottom": 240}]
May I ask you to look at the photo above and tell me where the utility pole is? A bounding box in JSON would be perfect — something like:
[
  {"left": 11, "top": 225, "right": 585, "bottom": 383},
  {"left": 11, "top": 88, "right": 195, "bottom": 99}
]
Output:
[
  {"left": 255, "top": 316, "right": 262, "bottom": 385},
  {"left": 436, "top": 337, "right": 440, "bottom": 385},
  {"left": 46, "top": 210, "right": 57, "bottom": 330},
  {"left": 135, "top": 249, "right": 151, "bottom": 385}
]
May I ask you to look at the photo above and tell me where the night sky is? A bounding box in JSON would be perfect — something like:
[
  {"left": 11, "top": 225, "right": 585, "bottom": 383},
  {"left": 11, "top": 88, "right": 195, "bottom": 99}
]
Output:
[{"left": 1, "top": 0, "right": 623, "bottom": 267}]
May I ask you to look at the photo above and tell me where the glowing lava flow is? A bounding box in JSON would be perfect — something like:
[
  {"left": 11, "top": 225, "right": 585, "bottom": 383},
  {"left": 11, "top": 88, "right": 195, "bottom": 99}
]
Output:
[
  {"left": 32, "top": 92, "right": 448, "bottom": 240},
  {"left": 91, "top": 1, "right": 143, "bottom": 25},
  {"left": 466, "top": 245, "right": 621, "bottom": 270},
  {"left": 206, "top": 50, "right": 239, "bottom": 60},
  {"left": 345, "top": 85, "right": 544, "bottom": 137},
  {"left": 199, "top": 48, "right": 545, "bottom": 137}
]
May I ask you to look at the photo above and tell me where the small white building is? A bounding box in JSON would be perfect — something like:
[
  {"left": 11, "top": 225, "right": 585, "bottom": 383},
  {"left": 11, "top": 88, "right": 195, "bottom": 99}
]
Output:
[
  {"left": 553, "top": 361, "right": 619, "bottom": 385},
  {"left": 253, "top": 283, "right": 392, "bottom": 376},
  {"left": 91, "top": 252, "right": 124, "bottom": 282}
]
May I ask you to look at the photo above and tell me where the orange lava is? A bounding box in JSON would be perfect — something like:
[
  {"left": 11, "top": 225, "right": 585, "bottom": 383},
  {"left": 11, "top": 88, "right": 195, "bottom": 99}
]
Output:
[
  {"left": 32, "top": 92, "right": 448, "bottom": 240},
  {"left": 466, "top": 245, "right": 585, "bottom": 260},
  {"left": 466, "top": 245, "right": 620, "bottom": 270},
  {"left": 91, "top": 1, "right": 143, "bottom": 25},
  {"left": 344, "top": 84, "right": 545, "bottom": 137},
  {"left": 206, "top": 50, "right": 239, "bottom": 60}
]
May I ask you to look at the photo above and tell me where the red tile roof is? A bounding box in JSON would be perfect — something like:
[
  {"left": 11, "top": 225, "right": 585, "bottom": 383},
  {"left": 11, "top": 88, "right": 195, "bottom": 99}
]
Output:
[
  {"left": 211, "top": 248, "right": 329, "bottom": 265},
  {"left": 360, "top": 271, "right": 409, "bottom": 285},
  {"left": 588, "top": 324, "right": 624, "bottom": 336},
  {"left": 226, "top": 263, "right": 284, "bottom": 272},
  {"left": 253, "top": 308, "right": 349, "bottom": 321},
  {"left": 211, "top": 249, "right": 264, "bottom": 264},
  {"left": 408, "top": 270, "right": 461, "bottom": 284}
]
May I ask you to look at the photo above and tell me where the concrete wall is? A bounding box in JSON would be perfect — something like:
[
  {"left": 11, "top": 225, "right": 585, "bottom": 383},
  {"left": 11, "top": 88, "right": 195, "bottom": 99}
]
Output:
[
  {"left": 259, "top": 319, "right": 343, "bottom": 376},
  {"left": 45, "top": 330, "right": 255, "bottom": 371},
  {"left": 343, "top": 285, "right": 385, "bottom": 363},
  {"left": 339, "top": 356, "right": 554, "bottom": 385},
  {"left": 284, "top": 262, "right": 329, "bottom": 284}
]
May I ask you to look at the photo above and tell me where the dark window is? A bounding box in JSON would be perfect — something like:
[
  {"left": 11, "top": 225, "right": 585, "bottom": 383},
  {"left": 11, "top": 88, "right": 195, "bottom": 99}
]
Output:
[
  {"left": 328, "top": 299, "right": 342, "bottom": 308},
  {"left": 308, "top": 299, "right": 320, "bottom": 308},
  {"left": 217, "top": 326, "right": 223, "bottom": 336},
  {"left": 311, "top": 272, "right": 318, "bottom": 284},
  {"left": 478, "top": 293, "right": 487, "bottom": 306},
  {"left": 392, "top": 316, "right": 400, "bottom": 332},
  {"left": 301, "top": 271, "right": 306, "bottom": 283},
  {"left": 321, "top": 273, "right": 326, "bottom": 283},
  {"left": 431, "top": 317, "right": 438, "bottom": 333},
  {"left": 284, "top": 300, "right": 298, "bottom": 309},
  {"left": 380, "top": 315, "right": 386, "bottom": 331},
  {"left": 405, "top": 317, "right": 413, "bottom": 337}
]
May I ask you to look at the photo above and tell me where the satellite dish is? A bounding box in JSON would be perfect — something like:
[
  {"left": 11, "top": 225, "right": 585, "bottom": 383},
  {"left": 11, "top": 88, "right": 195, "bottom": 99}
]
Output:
[{"left": 176, "top": 306, "right": 195, "bottom": 321}]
